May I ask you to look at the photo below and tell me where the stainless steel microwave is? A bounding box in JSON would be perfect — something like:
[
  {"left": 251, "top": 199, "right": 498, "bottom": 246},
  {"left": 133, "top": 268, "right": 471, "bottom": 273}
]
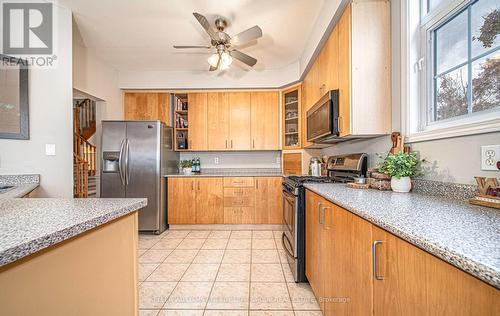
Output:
[{"left": 306, "top": 90, "right": 340, "bottom": 143}]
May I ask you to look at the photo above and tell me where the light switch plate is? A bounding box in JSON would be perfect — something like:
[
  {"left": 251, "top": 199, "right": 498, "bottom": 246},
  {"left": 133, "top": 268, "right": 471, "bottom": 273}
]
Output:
[
  {"left": 214, "top": 157, "right": 219, "bottom": 164},
  {"left": 45, "top": 143, "right": 56, "bottom": 156},
  {"left": 276, "top": 156, "right": 281, "bottom": 164},
  {"left": 481, "top": 145, "right": 500, "bottom": 171}
]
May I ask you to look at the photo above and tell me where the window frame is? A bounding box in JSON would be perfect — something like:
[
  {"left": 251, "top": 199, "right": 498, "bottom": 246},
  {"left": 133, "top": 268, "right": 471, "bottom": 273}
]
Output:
[{"left": 403, "top": 0, "right": 500, "bottom": 143}]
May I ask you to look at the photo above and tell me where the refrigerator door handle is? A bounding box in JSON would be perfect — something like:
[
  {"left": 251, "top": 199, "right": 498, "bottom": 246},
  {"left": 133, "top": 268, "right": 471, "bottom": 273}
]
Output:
[
  {"left": 119, "top": 139, "right": 126, "bottom": 185},
  {"left": 125, "top": 138, "right": 131, "bottom": 185}
]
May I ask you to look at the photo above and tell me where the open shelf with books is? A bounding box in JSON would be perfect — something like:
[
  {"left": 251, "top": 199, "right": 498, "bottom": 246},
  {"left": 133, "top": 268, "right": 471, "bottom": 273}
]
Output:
[{"left": 174, "top": 93, "right": 189, "bottom": 151}]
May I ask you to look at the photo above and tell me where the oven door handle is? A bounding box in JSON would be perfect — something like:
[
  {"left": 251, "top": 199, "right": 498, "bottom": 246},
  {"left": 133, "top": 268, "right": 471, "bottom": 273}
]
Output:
[{"left": 282, "top": 233, "right": 295, "bottom": 259}]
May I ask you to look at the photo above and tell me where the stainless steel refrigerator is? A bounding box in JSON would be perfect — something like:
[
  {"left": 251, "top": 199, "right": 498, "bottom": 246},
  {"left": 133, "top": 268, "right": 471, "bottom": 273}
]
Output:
[{"left": 100, "top": 120, "right": 179, "bottom": 234}]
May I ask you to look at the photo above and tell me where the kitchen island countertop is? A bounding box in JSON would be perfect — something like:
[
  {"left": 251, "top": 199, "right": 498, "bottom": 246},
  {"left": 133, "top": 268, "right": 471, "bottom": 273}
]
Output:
[
  {"left": 0, "top": 198, "right": 147, "bottom": 267},
  {"left": 304, "top": 182, "right": 500, "bottom": 289}
]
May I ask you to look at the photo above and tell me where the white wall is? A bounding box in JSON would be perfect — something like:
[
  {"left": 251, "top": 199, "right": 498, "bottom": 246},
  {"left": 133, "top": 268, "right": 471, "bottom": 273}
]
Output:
[
  {"left": 0, "top": 6, "right": 74, "bottom": 197},
  {"left": 72, "top": 19, "right": 122, "bottom": 120},
  {"left": 180, "top": 151, "right": 281, "bottom": 169},
  {"left": 119, "top": 62, "right": 299, "bottom": 90}
]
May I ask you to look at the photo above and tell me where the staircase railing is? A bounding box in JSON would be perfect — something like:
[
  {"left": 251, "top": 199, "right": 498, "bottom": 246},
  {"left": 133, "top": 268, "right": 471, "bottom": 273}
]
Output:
[
  {"left": 74, "top": 132, "right": 96, "bottom": 176},
  {"left": 74, "top": 99, "right": 96, "bottom": 140},
  {"left": 74, "top": 154, "right": 89, "bottom": 198}
]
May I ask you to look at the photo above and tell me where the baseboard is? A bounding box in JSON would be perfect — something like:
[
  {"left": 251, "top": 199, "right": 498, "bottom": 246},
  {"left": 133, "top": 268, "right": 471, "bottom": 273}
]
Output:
[{"left": 168, "top": 224, "right": 284, "bottom": 231}]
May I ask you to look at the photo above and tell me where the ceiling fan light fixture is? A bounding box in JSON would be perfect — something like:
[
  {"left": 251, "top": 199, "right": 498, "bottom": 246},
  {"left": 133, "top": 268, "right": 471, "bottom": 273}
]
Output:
[
  {"left": 220, "top": 51, "right": 232, "bottom": 69},
  {"left": 207, "top": 53, "right": 220, "bottom": 67}
]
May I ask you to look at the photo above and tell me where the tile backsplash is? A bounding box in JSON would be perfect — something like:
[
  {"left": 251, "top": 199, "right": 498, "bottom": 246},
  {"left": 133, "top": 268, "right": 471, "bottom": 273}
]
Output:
[{"left": 180, "top": 151, "right": 282, "bottom": 169}]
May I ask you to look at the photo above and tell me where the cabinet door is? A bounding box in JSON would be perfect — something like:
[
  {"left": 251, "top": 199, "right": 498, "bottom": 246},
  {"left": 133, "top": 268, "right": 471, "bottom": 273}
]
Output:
[
  {"left": 373, "top": 226, "right": 500, "bottom": 316},
  {"left": 254, "top": 177, "right": 282, "bottom": 224},
  {"left": 188, "top": 93, "right": 208, "bottom": 150},
  {"left": 196, "top": 178, "right": 223, "bottom": 224},
  {"left": 207, "top": 92, "right": 230, "bottom": 150},
  {"left": 124, "top": 93, "right": 158, "bottom": 121},
  {"left": 338, "top": 4, "right": 351, "bottom": 137},
  {"left": 305, "top": 190, "right": 325, "bottom": 311},
  {"left": 283, "top": 153, "right": 302, "bottom": 175},
  {"left": 250, "top": 92, "right": 280, "bottom": 150},
  {"left": 168, "top": 178, "right": 196, "bottom": 224},
  {"left": 323, "top": 26, "right": 339, "bottom": 92},
  {"left": 324, "top": 205, "right": 373, "bottom": 316},
  {"left": 228, "top": 92, "right": 251, "bottom": 150}
]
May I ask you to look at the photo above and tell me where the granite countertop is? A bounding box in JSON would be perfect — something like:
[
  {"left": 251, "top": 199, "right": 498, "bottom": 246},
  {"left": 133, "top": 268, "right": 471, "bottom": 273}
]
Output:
[
  {"left": 0, "top": 198, "right": 147, "bottom": 267},
  {"left": 0, "top": 174, "right": 40, "bottom": 199},
  {"left": 304, "top": 183, "right": 500, "bottom": 289},
  {"left": 165, "top": 168, "right": 283, "bottom": 178}
]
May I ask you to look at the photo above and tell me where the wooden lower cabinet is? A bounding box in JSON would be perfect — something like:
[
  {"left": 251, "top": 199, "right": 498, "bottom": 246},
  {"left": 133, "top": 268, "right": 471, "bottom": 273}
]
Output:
[
  {"left": 305, "top": 189, "right": 500, "bottom": 316},
  {"left": 305, "top": 190, "right": 325, "bottom": 310},
  {"left": 254, "top": 177, "right": 282, "bottom": 224},
  {"left": 169, "top": 176, "right": 282, "bottom": 225},
  {"left": 373, "top": 226, "right": 500, "bottom": 316},
  {"left": 195, "top": 178, "right": 223, "bottom": 224},
  {"left": 168, "top": 178, "right": 196, "bottom": 224},
  {"left": 168, "top": 177, "right": 222, "bottom": 224}
]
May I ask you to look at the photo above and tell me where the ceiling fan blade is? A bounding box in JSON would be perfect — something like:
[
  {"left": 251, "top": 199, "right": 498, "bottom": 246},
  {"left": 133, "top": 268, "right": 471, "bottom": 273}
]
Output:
[
  {"left": 230, "top": 26, "right": 263, "bottom": 46},
  {"left": 173, "top": 45, "right": 211, "bottom": 49},
  {"left": 193, "top": 12, "right": 218, "bottom": 41},
  {"left": 209, "top": 66, "right": 217, "bottom": 71},
  {"left": 230, "top": 50, "right": 257, "bottom": 67}
]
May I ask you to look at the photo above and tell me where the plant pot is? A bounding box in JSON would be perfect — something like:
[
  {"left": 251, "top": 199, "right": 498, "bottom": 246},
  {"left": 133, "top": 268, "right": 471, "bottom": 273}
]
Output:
[
  {"left": 391, "top": 176, "right": 411, "bottom": 193},
  {"left": 183, "top": 167, "right": 192, "bottom": 175}
]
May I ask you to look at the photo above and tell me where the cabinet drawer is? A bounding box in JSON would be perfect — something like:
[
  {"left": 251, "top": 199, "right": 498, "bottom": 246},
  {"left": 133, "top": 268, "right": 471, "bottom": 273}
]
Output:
[
  {"left": 224, "top": 196, "right": 255, "bottom": 207},
  {"left": 223, "top": 177, "right": 254, "bottom": 187},
  {"left": 224, "top": 188, "right": 254, "bottom": 198},
  {"left": 224, "top": 207, "right": 254, "bottom": 224}
]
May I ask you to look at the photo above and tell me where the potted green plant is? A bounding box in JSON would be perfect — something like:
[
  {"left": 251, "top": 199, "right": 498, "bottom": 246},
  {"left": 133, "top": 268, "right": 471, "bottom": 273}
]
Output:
[
  {"left": 180, "top": 160, "right": 193, "bottom": 175},
  {"left": 377, "top": 152, "right": 424, "bottom": 193}
]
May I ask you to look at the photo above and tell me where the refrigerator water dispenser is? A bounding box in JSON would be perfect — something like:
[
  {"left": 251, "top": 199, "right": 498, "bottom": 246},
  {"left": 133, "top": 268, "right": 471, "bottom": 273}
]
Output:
[{"left": 103, "top": 152, "right": 120, "bottom": 172}]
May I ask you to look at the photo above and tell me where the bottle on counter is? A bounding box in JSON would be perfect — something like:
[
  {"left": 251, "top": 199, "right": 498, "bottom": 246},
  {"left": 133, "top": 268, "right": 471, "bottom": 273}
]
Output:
[{"left": 196, "top": 158, "right": 201, "bottom": 173}]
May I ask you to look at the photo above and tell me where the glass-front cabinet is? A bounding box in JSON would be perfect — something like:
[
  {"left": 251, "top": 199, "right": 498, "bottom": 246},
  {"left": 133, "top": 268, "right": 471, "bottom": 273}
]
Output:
[{"left": 282, "top": 85, "right": 301, "bottom": 149}]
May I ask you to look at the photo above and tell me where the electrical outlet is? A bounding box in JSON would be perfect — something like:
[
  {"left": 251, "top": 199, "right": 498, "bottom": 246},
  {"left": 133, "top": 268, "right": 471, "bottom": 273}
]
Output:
[
  {"left": 276, "top": 156, "right": 281, "bottom": 164},
  {"left": 481, "top": 145, "right": 500, "bottom": 171},
  {"left": 214, "top": 157, "right": 219, "bottom": 165}
]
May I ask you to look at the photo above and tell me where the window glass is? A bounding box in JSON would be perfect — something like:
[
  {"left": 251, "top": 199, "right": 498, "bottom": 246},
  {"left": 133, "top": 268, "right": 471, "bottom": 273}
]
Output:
[
  {"left": 471, "top": 0, "right": 500, "bottom": 57},
  {"left": 472, "top": 53, "right": 500, "bottom": 113},
  {"left": 436, "top": 9, "right": 468, "bottom": 74},
  {"left": 435, "top": 65, "right": 469, "bottom": 120}
]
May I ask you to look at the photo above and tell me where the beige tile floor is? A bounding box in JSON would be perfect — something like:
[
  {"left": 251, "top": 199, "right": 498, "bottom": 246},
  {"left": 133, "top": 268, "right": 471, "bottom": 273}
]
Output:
[{"left": 138, "top": 230, "right": 322, "bottom": 316}]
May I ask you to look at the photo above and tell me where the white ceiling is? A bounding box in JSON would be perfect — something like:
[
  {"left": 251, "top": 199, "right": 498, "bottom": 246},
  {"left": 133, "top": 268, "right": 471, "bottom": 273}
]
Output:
[{"left": 67, "top": 0, "right": 326, "bottom": 72}]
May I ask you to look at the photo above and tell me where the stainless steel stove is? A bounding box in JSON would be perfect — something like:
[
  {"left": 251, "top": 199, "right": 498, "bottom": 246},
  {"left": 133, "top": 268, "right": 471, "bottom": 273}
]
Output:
[{"left": 281, "top": 153, "right": 367, "bottom": 282}]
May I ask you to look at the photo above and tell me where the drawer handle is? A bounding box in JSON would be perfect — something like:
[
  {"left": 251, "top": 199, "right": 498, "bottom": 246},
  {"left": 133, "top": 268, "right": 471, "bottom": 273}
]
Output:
[{"left": 373, "top": 240, "right": 383, "bottom": 280}]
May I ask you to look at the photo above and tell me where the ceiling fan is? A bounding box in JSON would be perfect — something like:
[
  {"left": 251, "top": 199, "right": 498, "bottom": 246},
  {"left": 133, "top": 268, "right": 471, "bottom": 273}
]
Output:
[{"left": 173, "top": 13, "right": 263, "bottom": 71}]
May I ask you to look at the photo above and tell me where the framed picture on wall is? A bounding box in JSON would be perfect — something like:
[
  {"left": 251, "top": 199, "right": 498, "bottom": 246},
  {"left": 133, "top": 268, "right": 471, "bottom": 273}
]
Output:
[{"left": 0, "top": 54, "right": 29, "bottom": 140}]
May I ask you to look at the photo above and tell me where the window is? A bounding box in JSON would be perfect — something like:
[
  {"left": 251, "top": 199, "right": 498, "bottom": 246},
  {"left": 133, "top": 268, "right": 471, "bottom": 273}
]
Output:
[
  {"left": 405, "top": 0, "right": 500, "bottom": 141},
  {"left": 429, "top": 0, "right": 499, "bottom": 124}
]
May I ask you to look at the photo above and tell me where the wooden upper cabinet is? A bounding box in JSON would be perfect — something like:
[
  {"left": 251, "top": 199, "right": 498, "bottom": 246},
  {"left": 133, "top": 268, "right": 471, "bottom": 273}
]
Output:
[
  {"left": 188, "top": 93, "right": 208, "bottom": 150},
  {"left": 228, "top": 92, "right": 251, "bottom": 150},
  {"left": 207, "top": 92, "right": 230, "bottom": 150},
  {"left": 254, "top": 177, "right": 282, "bottom": 224},
  {"left": 338, "top": 5, "right": 352, "bottom": 137},
  {"left": 250, "top": 92, "right": 280, "bottom": 150},
  {"left": 195, "top": 178, "right": 223, "bottom": 224},
  {"left": 124, "top": 92, "right": 170, "bottom": 125},
  {"left": 168, "top": 177, "right": 196, "bottom": 224}
]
